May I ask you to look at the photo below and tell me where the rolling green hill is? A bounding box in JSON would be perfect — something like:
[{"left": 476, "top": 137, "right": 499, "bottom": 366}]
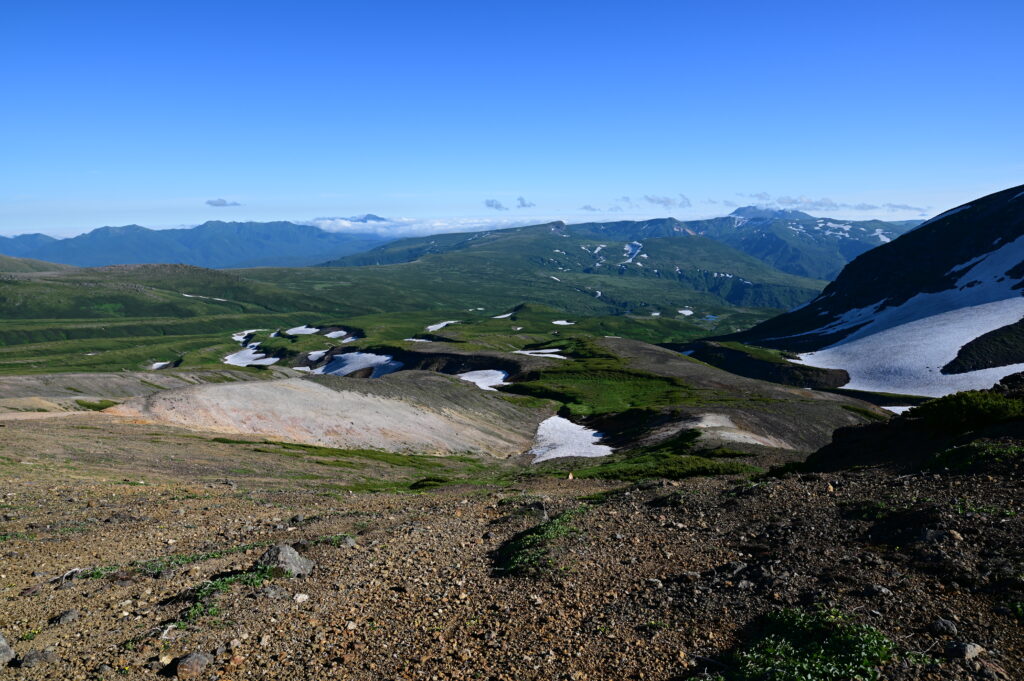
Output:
[
  {"left": 310, "top": 221, "right": 826, "bottom": 313},
  {"left": 0, "top": 254, "right": 74, "bottom": 273}
]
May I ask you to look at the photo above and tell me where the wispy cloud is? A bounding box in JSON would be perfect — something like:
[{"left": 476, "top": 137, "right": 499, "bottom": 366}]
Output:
[
  {"left": 308, "top": 215, "right": 537, "bottom": 237},
  {"left": 607, "top": 205, "right": 624, "bottom": 212},
  {"left": 617, "top": 196, "right": 636, "bottom": 209},
  {"left": 731, "top": 193, "right": 927, "bottom": 214},
  {"left": 515, "top": 196, "right": 535, "bottom": 209},
  {"left": 643, "top": 194, "right": 677, "bottom": 208},
  {"left": 677, "top": 193, "right": 692, "bottom": 208},
  {"left": 206, "top": 198, "right": 241, "bottom": 207},
  {"left": 484, "top": 199, "right": 508, "bottom": 211},
  {"left": 580, "top": 204, "right": 600, "bottom": 212}
]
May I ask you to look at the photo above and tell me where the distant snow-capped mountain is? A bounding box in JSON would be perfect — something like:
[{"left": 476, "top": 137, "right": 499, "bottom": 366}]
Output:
[{"left": 727, "top": 184, "right": 1024, "bottom": 397}]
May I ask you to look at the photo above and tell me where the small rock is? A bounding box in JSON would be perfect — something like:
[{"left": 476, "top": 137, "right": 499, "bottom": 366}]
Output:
[
  {"left": 945, "top": 642, "right": 984, "bottom": 660},
  {"left": 865, "top": 584, "right": 892, "bottom": 597},
  {"left": 0, "top": 632, "right": 13, "bottom": 667},
  {"left": 175, "top": 651, "right": 213, "bottom": 678},
  {"left": 258, "top": 585, "right": 288, "bottom": 600},
  {"left": 290, "top": 514, "right": 306, "bottom": 524},
  {"left": 646, "top": 578, "right": 664, "bottom": 589},
  {"left": 96, "top": 663, "right": 115, "bottom": 676},
  {"left": 255, "top": 544, "right": 314, "bottom": 578},
  {"left": 51, "top": 609, "right": 79, "bottom": 626},
  {"left": 17, "top": 649, "right": 58, "bottom": 668},
  {"left": 345, "top": 621, "right": 357, "bottom": 631},
  {"left": 294, "top": 593, "right": 310, "bottom": 603},
  {"left": 930, "top": 618, "right": 958, "bottom": 636}
]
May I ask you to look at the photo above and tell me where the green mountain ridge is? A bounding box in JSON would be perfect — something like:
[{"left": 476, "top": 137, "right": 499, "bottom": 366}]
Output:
[
  {"left": 312, "top": 220, "right": 826, "bottom": 313},
  {"left": 0, "top": 221, "right": 393, "bottom": 268}
]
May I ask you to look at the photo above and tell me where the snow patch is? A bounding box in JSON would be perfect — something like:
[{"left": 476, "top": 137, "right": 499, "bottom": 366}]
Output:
[
  {"left": 678, "top": 309, "right": 694, "bottom": 316},
  {"left": 149, "top": 361, "right": 172, "bottom": 370},
  {"left": 315, "top": 352, "right": 404, "bottom": 378},
  {"left": 620, "top": 241, "right": 643, "bottom": 264},
  {"left": 513, "top": 348, "right": 569, "bottom": 360},
  {"left": 492, "top": 312, "right": 514, "bottom": 319},
  {"left": 286, "top": 325, "right": 320, "bottom": 335},
  {"left": 552, "top": 320, "right": 575, "bottom": 326},
  {"left": 223, "top": 343, "right": 280, "bottom": 367},
  {"left": 426, "top": 320, "right": 459, "bottom": 332},
  {"left": 403, "top": 338, "right": 433, "bottom": 343},
  {"left": 456, "top": 370, "right": 509, "bottom": 391},
  {"left": 884, "top": 406, "right": 913, "bottom": 414},
  {"left": 324, "top": 330, "right": 349, "bottom": 339},
  {"left": 529, "top": 416, "right": 612, "bottom": 463},
  {"left": 232, "top": 329, "right": 261, "bottom": 343}
]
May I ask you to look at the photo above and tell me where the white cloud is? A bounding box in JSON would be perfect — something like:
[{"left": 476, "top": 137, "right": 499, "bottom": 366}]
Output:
[{"left": 307, "top": 215, "right": 542, "bottom": 237}]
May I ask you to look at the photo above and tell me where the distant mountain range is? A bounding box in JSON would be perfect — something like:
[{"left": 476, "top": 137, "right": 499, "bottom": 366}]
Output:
[
  {"left": 317, "top": 219, "right": 826, "bottom": 312},
  {"left": 0, "top": 221, "right": 393, "bottom": 268},
  {"left": 0, "top": 209, "right": 917, "bottom": 275},
  {"left": 322, "top": 210, "right": 918, "bottom": 281},
  {"left": 727, "top": 184, "right": 1024, "bottom": 397},
  {"left": 696, "top": 208, "right": 921, "bottom": 280}
]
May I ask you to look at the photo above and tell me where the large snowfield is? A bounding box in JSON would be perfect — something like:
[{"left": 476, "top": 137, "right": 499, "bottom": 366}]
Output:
[{"left": 794, "top": 234, "right": 1024, "bottom": 396}]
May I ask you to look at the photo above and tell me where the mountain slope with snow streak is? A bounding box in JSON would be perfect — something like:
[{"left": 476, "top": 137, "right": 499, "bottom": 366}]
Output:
[{"left": 729, "top": 184, "right": 1024, "bottom": 396}]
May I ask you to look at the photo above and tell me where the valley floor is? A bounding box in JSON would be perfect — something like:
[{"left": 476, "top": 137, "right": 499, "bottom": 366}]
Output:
[{"left": 0, "top": 416, "right": 1019, "bottom": 680}]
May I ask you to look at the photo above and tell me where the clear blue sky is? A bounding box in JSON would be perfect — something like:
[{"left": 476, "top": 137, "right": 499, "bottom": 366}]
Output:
[{"left": 2, "top": 1, "right": 1022, "bottom": 236}]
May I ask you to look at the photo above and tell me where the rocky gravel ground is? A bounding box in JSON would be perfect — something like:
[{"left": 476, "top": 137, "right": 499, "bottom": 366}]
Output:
[{"left": 0, "top": 432, "right": 1020, "bottom": 680}]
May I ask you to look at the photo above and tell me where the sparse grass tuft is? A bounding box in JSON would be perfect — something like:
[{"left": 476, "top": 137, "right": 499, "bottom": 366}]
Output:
[
  {"left": 176, "top": 566, "right": 276, "bottom": 627},
  {"left": 929, "top": 441, "right": 1024, "bottom": 472},
  {"left": 724, "top": 607, "right": 899, "bottom": 681},
  {"left": 910, "top": 391, "right": 1024, "bottom": 436},
  {"left": 494, "top": 505, "right": 588, "bottom": 576},
  {"left": 75, "top": 398, "right": 118, "bottom": 411}
]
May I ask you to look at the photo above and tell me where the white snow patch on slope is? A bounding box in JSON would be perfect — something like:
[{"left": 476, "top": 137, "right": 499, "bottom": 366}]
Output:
[
  {"left": 324, "top": 330, "right": 349, "bottom": 339},
  {"left": 795, "top": 298, "right": 1024, "bottom": 397},
  {"left": 306, "top": 350, "right": 328, "bottom": 362},
  {"left": 403, "top": 338, "right": 433, "bottom": 343},
  {"left": 871, "top": 229, "right": 892, "bottom": 244},
  {"left": 678, "top": 309, "right": 694, "bottom": 316},
  {"left": 552, "top": 320, "right": 576, "bottom": 326},
  {"left": 223, "top": 344, "right": 280, "bottom": 367},
  {"left": 513, "top": 348, "right": 569, "bottom": 360},
  {"left": 529, "top": 416, "right": 612, "bottom": 463},
  {"left": 793, "top": 234, "right": 1024, "bottom": 396},
  {"left": 232, "top": 329, "right": 261, "bottom": 343},
  {"left": 286, "top": 325, "right": 320, "bottom": 335},
  {"left": 314, "top": 352, "right": 404, "bottom": 378},
  {"left": 426, "top": 320, "right": 459, "bottom": 332},
  {"left": 884, "top": 406, "right": 914, "bottom": 414},
  {"left": 621, "top": 241, "right": 643, "bottom": 264},
  {"left": 149, "top": 362, "right": 172, "bottom": 370},
  {"left": 492, "top": 312, "right": 514, "bottom": 319},
  {"left": 456, "top": 370, "right": 509, "bottom": 391}
]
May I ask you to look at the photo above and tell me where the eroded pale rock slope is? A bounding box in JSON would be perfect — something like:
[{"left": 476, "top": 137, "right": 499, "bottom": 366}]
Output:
[{"left": 109, "top": 372, "right": 545, "bottom": 456}]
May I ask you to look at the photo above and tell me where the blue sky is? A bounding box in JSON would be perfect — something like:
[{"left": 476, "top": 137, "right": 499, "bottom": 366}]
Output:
[{"left": 1, "top": 1, "right": 1022, "bottom": 236}]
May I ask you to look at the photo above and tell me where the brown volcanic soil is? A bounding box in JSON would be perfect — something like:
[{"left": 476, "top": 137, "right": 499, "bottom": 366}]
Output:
[{"left": 0, "top": 415, "right": 1020, "bottom": 680}]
